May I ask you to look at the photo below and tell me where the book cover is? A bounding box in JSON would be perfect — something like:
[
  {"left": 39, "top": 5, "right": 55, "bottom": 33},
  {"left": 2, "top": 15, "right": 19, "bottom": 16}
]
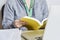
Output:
[{"left": 20, "top": 16, "right": 47, "bottom": 30}]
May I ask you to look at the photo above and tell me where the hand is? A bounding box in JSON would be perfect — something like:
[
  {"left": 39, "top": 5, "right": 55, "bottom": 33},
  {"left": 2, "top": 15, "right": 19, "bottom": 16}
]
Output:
[{"left": 14, "top": 20, "right": 27, "bottom": 28}]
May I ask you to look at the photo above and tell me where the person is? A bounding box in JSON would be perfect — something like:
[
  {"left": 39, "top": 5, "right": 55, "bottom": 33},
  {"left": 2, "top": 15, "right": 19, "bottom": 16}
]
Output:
[{"left": 2, "top": 0, "right": 48, "bottom": 30}]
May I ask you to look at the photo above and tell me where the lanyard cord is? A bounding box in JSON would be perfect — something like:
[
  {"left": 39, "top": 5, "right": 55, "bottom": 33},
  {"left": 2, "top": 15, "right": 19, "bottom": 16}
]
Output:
[{"left": 23, "top": 0, "right": 34, "bottom": 17}]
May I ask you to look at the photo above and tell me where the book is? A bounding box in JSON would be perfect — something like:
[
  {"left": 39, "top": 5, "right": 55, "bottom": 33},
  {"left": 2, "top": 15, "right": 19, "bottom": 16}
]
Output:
[
  {"left": 20, "top": 16, "right": 47, "bottom": 30},
  {"left": 21, "top": 30, "right": 44, "bottom": 40}
]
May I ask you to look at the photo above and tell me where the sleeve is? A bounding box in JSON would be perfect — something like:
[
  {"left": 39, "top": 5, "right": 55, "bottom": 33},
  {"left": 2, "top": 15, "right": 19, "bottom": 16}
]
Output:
[
  {"left": 40, "top": 0, "right": 49, "bottom": 29},
  {"left": 41, "top": 0, "right": 49, "bottom": 20},
  {"left": 2, "top": 0, "right": 15, "bottom": 29}
]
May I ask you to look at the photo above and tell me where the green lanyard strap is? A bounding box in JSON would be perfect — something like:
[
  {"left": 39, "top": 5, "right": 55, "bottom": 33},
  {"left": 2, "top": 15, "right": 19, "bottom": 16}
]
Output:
[{"left": 23, "top": 0, "right": 34, "bottom": 17}]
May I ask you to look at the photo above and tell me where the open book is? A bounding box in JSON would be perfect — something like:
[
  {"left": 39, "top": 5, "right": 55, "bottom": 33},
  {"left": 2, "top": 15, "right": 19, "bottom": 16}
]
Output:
[{"left": 20, "top": 16, "right": 47, "bottom": 30}]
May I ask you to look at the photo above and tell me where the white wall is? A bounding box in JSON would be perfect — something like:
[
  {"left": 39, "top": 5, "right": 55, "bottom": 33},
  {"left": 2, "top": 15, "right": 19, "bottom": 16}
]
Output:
[
  {"left": 43, "top": 5, "right": 60, "bottom": 40},
  {"left": 43, "top": 0, "right": 60, "bottom": 40},
  {"left": 46, "top": 0, "right": 60, "bottom": 5},
  {"left": 46, "top": 0, "right": 60, "bottom": 10}
]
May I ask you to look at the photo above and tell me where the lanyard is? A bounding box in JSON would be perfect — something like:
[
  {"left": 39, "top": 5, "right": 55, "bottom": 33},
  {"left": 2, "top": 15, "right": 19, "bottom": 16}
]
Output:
[{"left": 23, "top": 0, "right": 34, "bottom": 17}]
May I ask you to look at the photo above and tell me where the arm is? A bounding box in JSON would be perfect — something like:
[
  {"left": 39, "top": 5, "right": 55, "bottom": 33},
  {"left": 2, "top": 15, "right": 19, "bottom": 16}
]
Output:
[
  {"left": 40, "top": 0, "right": 49, "bottom": 29},
  {"left": 2, "top": 0, "right": 14, "bottom": 29},
  {"left": 42, "top": 0, "right": 49, "bottom": 20}
]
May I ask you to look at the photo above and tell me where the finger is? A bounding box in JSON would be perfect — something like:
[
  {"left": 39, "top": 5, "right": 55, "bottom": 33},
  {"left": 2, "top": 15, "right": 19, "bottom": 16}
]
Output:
[
  {"left": 14, "top": 20, "right": 23, "bottom": 28},
  {"left": 16, "top": 24, "right": 22, "bottom": 28}
]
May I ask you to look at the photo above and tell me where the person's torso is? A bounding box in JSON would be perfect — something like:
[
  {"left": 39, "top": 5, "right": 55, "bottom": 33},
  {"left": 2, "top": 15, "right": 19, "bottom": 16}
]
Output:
[{"left": 13, "top": 0, "right": 44, "bottom": 22}]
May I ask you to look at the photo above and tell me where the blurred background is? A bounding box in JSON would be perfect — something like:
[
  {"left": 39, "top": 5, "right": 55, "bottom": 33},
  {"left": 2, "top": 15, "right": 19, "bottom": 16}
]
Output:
[{"left": 0, "top": 0, "right": 60, "bottom": 40}]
